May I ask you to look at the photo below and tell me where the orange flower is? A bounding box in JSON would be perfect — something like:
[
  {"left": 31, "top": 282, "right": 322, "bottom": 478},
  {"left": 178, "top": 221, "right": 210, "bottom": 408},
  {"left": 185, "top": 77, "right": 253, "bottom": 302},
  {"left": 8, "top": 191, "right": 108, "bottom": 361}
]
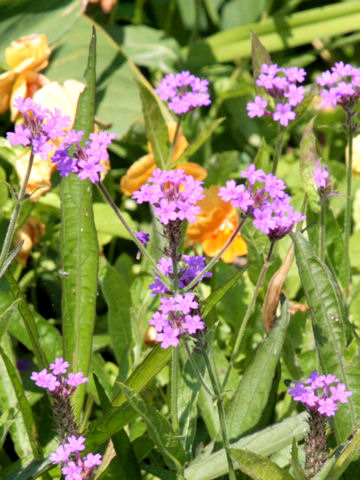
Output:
[
  {"left": 0, "top": 34, "right": 51, "bottom": 119},
  {"left": 186, "top": 186, "right": 248, "bottom": 263},
  {"left": 15, "top": 217, "right": 45, "bottom": 266},
  {"left": 87, "top": 0, "right": 117, "bottom": 13},
  {"left": 120, "top": 122, "right": 207, "bottom": 195}
]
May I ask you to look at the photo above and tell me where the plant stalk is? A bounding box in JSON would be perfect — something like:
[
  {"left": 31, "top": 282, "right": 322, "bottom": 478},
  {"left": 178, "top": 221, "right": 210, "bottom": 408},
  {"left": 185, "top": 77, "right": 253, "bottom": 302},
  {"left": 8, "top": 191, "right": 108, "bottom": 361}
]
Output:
[
  {"left": 222, "top": 240, "right": 276, "bottom": 389},
  {"left": 0, "top": 150, "right": 34, "bottom": 276},
  {"left": 344, "top": 112, "right": 353, "bottom": 300},
  {"left": 201, "top": 343, "right": 237, "bottom": 480},
  {"left": 183, "top": 216, "right": 247, "bottom": 293},
  {"left": 97, "top": 181, "right": 171, "bottom": 289},
  {"left": 166, "top": 117, "right": 182, "bottom": 168},
  {"left": 271, "top": 127, "right": 285, "bottom": 175}
]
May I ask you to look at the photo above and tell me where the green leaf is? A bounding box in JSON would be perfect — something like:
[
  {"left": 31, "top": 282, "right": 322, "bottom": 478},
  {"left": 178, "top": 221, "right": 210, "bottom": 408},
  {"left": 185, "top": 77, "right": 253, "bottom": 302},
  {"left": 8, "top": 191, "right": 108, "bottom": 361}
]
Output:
[
  {"left": 174, "top": 117, "right": 225, "bottom": 165},
  {"left": 86, "top": 345, "right": 172, "bottom": 451},
  {"left": 136, "top": 80, "right": 169, "bottom": 169},
  {"left": 45, "top": 15, "right": 143, "bottom": 138},
  {"left": 299, "top": 117, "right": 320, "bottom": 213},
  {"left": 0, "top": 342, "right": 41, "bottom": 459},
  {"left": 185, "top": 3, "right": 360, "bottom": 67},
  {"left": 61, "top": 28, "right": 99, "bottom": 420},
  {"left": 227, "top": 296, "right": 290, "bottom": 441},
  {"left": 201, "top": 268, "right": 246, "bottom": 319},
  {"left": 3, "top": 456, "right": 51, "bottom": 480},
  {"left": 4, "top": 272, "right": 48, "bottom": 369},
  {"left": 251, "top": 31, "right": 271, "bottom": 96},
  {"left": 99, "top": 257, "right": 132, "bottom": 378},
  {"left": 94, "top": 203, "right": 132, "bottom": 241},
  {"left": 323, "top": 427, "right": 360, "bottom": 480},
  {"left": 184, "top": 413, "right": 308, "bottom": 480},
  {"left": 118, "top": 382, "right": 187, "bottom": 470},
  {"left": 230, "top": 448, "right": 295, "bottom": 480},
  {"left": 0, "top": 0, "right": 81, "bottom": 55},
  {"left": 93, "top": 374, "right": 142, "bottom": 480},
  {"left": 291, "top": 231, "right": 360, "bottom": 442}
]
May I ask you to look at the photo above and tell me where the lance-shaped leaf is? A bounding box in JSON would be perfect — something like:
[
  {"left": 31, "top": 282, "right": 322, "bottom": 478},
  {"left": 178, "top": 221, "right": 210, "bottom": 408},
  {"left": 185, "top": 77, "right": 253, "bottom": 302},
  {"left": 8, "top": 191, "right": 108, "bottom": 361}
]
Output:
[
  {"left": 230, "top": 448, "right": 295, "bottom": 480},
  {"left": 85, "top": 345, "right": 172, "bottom": 451},
  {"left": 251, "top": 31, "right": 272, "bottom": 96},
  {"left": 299, "top": 116, "right": 320, "bottom": 212},
  {"left": 291, "top": 231, "right": 360, "bottom": 442},
  {"left": 227, "top": 296, "right": 290, "bottom": 441},
  {"left": 118, "top": 382, "right": 187, "bottom": 471},
  {"left": 61, "top": 28, "right": 99, "bottom": 420},
  {"left": 136, "top": 80, "right": 169, "bottom": 169},
  {"left": 184, "top": 413, "right": 308, "bottom": 480}
]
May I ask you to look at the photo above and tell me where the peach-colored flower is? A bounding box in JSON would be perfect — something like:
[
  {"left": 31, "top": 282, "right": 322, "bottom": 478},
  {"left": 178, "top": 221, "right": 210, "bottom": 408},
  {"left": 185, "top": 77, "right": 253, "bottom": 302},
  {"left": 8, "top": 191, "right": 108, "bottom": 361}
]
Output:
[
  {"left": 15, "top": 217, "right": 45, "bottom": 266},
  {"left": 87, "top": 0, "right": 117, "bottom": 13},
  {"left": 120, "top": 122, "right": 207, "bottom": 195},
  {"left": 186, "top": 186, "right": 248, "bottom": 263},
  {"left": 0, "top": 34, "right": 51, "bottom": 119}
]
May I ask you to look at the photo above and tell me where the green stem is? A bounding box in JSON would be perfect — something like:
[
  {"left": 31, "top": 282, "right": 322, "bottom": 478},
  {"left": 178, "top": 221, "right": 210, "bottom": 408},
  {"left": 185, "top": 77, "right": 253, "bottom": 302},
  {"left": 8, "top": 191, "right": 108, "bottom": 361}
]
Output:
[
  {"left": 183, "top": 337, "right": 215, "bottom": 397},
  {"left": 319, "top": 198, "right": 327, "bottom": 262},
  {"left": 97, "top": 181, "right": 171, "bottom": 289},
  {"left": 222, "top": 240, "right": 276, "bottom": 389},
  {"left": 201, "top": 343, "right": 236, "bottom": 480},
  {"left": 183, "top": 216, "right": 247, "bottom": 293},
  {"left": 171, "top": 346, "right": 180, "bottom": 435},
  {"left": 166, "top": 117, "right": 182, "bottom": 168},
  {"left": 271, "top": 127, "right": 285, "bottom": 175},
  {"left": 0, "top": 150, "right": 34, "bottom": 276},
  {"left": 344, "top": 112, "right": 353, "bottom": 300}
]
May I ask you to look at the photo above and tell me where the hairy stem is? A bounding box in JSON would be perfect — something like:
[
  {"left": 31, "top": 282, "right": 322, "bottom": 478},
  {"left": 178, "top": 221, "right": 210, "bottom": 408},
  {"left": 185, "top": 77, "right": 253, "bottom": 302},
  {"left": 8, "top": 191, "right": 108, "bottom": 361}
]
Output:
[
  {"left": 344, "top": 112, "right": 353, "bottom": 300},
  {"left": 271, "top": 127, "right": 285, "bottom": 175}
]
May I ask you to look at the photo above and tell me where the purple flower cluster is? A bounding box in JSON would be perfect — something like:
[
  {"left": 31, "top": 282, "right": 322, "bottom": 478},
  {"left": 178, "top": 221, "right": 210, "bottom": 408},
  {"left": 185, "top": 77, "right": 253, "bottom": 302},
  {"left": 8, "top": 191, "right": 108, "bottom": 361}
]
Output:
[
  {"left": 149, "top": 256, "right": 211, "bottom": 348},
  {"left": 30, "top": 358, "right": 88, "bottom": 397},
  {"left": 52, "top": 130, "right": 115, "bottom": 183},
  {"left": 247, "top": 64, "right": 306, "bottom": 126},
  {"left": 49, "top": 434, "right": 102, "bottom": 480},
  {"left": 288, "top": 371, "right": 352, "bottom": 417},
  {"left": 149, "top": 255, "right": 212, "bottom": 296},
  {"left": 218, "top": 164, "right": 305, "bottom": 240},
  {"left": 6, "top": 97, "right": 71, "bottom": 158},
  {"left": 155, "top": 71, "right": 211, "bottom": 114},
  {"left": 132, "top": 168, "right": 204, "bottom": 224},
  {"left": 150, "top": 293, "right": 204, "bottom": 348},
  {"left": 316, "top": 61, "right": 360, "bottom": 109}
]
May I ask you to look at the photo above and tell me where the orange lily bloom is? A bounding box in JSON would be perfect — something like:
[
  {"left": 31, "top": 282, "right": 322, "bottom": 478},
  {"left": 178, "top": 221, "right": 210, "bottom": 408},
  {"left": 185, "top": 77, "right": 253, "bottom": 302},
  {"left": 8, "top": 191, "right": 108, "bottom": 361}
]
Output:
[
  {"left": 0, "top": 34, "right": 51, "bottom": 119},
  {"left": 186, "top": 186, "right": 248, "bottom": 263},
  {"left": 120, "top": 122, "right": 207, "bottom": 195}
]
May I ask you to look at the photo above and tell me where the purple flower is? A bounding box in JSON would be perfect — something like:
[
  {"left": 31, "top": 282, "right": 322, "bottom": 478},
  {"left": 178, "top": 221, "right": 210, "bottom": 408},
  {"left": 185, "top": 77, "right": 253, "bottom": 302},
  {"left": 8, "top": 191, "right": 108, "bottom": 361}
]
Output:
[
  {"left": 247, "top": 63, "right": 306, "bottom": 126},
  {"left": 65, "top": 372, "right": 88, "bottom": 387},
  {"left": 49, "top": 357, "right": 70, "bottom": 375},
  {"left": 288, "top": 371, "right": 352, "bottom": 417},
  {"left": 132, "top": 168, "right": 204, "bottom": 226},
  {"left": 316, "top": 62, "right": 360, "bottom": 109},
  {"left": 246, "top": 96, "right": 268, "bottom": 118},
  {"left": 49, "top": 444, "right": 72, "bottom": 464},
  {"left": 218, "top": 164, "right": 304, "bottom": 239},
  {"left": 83, "top": 453, "right": 102, "bottom": 468},
  {"left": 155, "top": 71, "right": 211, "bottom": 114},
  {"left": 6, "top": 98, "right": 71, "bottom": 159},
  {"left": 61, "top": 461, "right": 83, "bottom": 480},
  {"left": 156, "top": 325, "right": 180, "bottom": 348},
  {"left": 136, "top": 231, "right": 150, "bottom": 245},
  {"left": 52, "top": 130, "right": 115, "bottom": 183},
  {"left": 312, "top": 164, "right": 330, "bottom": 190},
  {"left": 31, "top": 360, "right": 88, "bottom": 397},
  {"left": 66, "top": 435, "right": 86, "bottom": 453},
  {"left": 273, "top": 103, "right": 296, "bottom": 126}
]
